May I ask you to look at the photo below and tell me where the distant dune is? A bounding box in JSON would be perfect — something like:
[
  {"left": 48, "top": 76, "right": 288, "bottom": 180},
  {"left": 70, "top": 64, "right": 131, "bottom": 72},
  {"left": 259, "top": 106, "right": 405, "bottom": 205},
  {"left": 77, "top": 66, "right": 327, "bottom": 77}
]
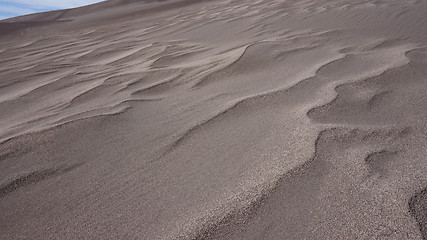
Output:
[{"left": 0, "top": 0, "right": 426, "bottom": 239}]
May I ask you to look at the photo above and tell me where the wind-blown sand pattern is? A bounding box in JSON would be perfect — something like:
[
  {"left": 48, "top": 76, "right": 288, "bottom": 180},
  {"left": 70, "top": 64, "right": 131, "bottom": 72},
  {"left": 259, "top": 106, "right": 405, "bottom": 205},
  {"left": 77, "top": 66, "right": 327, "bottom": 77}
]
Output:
[{"left": 0, "top": 0, "right": 426, "bottom": 239}]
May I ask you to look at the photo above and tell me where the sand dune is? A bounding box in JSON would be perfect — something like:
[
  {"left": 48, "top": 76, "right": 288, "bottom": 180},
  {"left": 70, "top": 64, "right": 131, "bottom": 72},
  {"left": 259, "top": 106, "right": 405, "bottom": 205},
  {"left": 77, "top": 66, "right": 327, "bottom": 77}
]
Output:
[{"left": 0, "top": 0, "right": 426, "bottom": 239}]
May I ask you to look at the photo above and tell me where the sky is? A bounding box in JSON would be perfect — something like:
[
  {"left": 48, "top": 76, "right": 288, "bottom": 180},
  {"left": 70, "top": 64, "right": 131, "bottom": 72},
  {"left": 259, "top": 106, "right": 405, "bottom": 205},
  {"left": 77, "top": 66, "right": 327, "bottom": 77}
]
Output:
[{"left": 0, "top": 0, "right": 104, "bottom": 20}]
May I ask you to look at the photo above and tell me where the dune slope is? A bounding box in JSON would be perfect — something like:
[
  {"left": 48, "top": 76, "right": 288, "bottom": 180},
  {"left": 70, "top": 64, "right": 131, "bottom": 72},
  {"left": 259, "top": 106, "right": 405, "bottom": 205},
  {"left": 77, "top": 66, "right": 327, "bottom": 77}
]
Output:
[{"left": 0, "top": 0, "right": 426, "bottom": 239}]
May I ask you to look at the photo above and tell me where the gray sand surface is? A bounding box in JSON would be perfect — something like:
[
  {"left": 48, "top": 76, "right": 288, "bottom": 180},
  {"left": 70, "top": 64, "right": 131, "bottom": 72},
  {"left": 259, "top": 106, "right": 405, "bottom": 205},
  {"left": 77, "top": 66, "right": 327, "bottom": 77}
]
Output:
[{"left": 0, "top": 0, "right": 426, "bottom": 239}]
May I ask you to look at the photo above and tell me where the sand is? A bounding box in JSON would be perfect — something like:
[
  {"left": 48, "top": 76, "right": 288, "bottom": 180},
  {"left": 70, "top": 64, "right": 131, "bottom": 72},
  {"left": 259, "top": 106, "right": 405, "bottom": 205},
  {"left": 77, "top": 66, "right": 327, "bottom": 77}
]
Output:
[{"left": 0, "top": 0, "right": 426, "bottom": 239}]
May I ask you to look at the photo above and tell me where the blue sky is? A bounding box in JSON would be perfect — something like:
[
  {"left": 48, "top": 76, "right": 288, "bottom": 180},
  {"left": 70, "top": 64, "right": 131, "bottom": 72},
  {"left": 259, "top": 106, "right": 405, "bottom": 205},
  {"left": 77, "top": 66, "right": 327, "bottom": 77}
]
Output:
[{"left": 0, "top": 0, "right": 104, "bottom": 20}]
